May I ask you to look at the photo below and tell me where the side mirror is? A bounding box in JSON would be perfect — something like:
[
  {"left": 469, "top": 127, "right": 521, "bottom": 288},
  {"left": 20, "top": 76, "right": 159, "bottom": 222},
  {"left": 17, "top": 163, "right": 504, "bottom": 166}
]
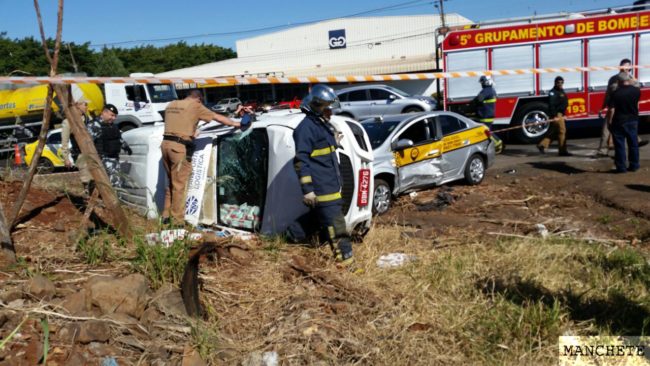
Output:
[
  {"left": 391, "top": 139, "right": 414, "bottom": 151},
  {"left": 388, "top": 94, "right": 397, "bottom": 101}
]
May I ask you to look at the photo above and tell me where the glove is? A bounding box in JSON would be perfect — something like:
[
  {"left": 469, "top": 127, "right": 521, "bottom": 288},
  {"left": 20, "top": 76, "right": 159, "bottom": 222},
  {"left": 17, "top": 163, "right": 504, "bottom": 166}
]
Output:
[
  {"left": 303, "top": 192, "right": 318, "bottom": 207},
  {"left": 335, "top": 131, "right": 344, "bottom": 145}
]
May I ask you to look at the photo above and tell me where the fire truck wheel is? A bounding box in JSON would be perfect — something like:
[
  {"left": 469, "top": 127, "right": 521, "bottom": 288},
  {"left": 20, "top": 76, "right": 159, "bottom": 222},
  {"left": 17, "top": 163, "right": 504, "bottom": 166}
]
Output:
[{"left": 512, "top": 102, "right": 551, "bottom": 144}]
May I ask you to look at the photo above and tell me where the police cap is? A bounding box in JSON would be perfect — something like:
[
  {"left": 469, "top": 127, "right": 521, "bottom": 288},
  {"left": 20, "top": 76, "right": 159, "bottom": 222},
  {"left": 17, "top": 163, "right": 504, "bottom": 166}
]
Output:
[{"left": 103, "top": 104, "right": 118, "bottom": 115}]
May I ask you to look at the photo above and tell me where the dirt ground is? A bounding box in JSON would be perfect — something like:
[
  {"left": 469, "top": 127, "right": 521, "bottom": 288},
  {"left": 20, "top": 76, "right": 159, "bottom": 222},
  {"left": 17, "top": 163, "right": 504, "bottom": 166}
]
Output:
[{"left": 0, "top": 151, "right": 648, "bottom": 365}]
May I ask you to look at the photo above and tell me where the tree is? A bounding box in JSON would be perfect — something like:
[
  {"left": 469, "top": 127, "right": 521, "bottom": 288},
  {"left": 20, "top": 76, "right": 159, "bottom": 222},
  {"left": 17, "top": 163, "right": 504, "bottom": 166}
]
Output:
[{"left": 93, "top": 47, "right": 128, "bottom": 76}]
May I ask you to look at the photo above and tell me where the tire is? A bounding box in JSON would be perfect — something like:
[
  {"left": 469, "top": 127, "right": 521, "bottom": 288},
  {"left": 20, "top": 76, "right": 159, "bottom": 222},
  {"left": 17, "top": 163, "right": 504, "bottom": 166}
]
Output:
[
  {"left": 511, "top": 102, "right": 551, "bottom": 144},
  {"left": 372, "top": 178, "right": 392, "bottom": 215},
  {"left": 36, "top": 157, "right": 55, "bottom": 174},
  {"left": 403, "top": 106, "right": 423, "bottom": 114},
  {"left": 464, "top": 154, "right": 485, "bottom": 185},
  {"left": 119, "top": 123, "right": 137, "bottom": 133}
]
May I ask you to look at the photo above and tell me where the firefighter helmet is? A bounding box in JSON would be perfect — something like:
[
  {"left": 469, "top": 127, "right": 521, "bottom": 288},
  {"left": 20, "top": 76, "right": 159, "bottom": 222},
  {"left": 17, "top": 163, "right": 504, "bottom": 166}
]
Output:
[
  {"left": 479, "top": 75, "right": 493, "bottom": 87},
  {"left": 300, "top": 84, "right": 340, "bottom": 118}
]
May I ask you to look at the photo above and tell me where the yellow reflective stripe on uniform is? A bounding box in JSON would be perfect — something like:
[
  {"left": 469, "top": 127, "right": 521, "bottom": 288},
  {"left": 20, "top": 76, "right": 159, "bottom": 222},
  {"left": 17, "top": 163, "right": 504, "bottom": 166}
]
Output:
[
  {"left": 480, "top": 118, "right": 494, "bottom": 123},
  {"left": 300, "top": 176, "right": 312, "bottom": 184},
  {"left": 484, "top": 98, "right": 496, "bottom": 103},
  {"left": 310, "top": 146, "right": 336, "bottom": 157},
  {"left": 317, "top": 192, "right": 342, "bottom": 202}
]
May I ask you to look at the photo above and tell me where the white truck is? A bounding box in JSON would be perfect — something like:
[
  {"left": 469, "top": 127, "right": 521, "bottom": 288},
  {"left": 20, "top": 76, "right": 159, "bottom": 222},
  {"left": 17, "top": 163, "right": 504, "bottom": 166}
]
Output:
[{"left": 104, "top": 73, "right": 178, "bottom": 132}]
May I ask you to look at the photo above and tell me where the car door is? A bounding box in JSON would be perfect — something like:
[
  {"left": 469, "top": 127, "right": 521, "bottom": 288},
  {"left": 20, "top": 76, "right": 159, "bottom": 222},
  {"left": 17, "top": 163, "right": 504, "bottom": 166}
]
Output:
[
  {"left": 369, "top": 88, "right": 399, "bottom": 117},
  {"left": 392, "top": 117, "right": 443, "bottom": 192},
  {"left": 340, "top": 89, "right": 371, "bottom": 119},
  {"left": 435, "top": 114, "right": 474, "bottom": 179}
]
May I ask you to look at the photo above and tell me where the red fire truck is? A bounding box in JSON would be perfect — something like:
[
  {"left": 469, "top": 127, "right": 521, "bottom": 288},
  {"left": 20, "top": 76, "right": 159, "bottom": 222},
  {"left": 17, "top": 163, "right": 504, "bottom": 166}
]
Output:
[{"left": 439, "top": 5, "right": 650, "bottom": 143}]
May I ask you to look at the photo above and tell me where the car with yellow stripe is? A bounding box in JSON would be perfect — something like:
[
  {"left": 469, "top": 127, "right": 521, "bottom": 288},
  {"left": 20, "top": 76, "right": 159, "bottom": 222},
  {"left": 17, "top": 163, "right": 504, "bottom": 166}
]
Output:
[
  {"left": 362, "top": 111, "right": 495, "bottom": 215},
  {"left": 24, "top": 128, "right": 69, "bottom": 174}
]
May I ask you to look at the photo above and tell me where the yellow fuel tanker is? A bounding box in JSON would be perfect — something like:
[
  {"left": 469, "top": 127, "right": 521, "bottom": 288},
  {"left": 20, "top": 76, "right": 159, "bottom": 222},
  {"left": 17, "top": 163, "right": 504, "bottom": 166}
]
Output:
[{"left": 0, "top": 83, "right": 104, "bottom": 123}]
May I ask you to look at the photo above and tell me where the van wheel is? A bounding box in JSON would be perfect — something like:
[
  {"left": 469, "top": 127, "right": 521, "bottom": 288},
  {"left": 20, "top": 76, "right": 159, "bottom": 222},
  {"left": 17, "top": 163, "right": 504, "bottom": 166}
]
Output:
[
  {"left": 37, "top": 158, "right": 54, "bottom": 174},
  {"left": 464, "top": 154, "right": 485, "bottom": 185},
  {"left": 120, "top": 124, "right": 137, "bottom": 133},
  {"left": 511, "top": 102, "right": 550, "bottom": 144},
  {"left": 403, "top": 106, "right": 423, "bottom": 114},
  {"left": 373, "top": 178, "right": 392, "bottom": 215}
]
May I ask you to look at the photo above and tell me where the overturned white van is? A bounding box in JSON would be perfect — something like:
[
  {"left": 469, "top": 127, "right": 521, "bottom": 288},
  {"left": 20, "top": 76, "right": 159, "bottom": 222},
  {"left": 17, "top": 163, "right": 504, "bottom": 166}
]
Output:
[{"left": 118, "top": 111, "right": 374, "bottom": 237}]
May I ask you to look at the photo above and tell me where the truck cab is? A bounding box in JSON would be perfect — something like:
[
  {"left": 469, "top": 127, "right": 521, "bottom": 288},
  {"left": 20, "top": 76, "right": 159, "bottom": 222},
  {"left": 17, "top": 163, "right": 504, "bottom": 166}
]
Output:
[{"left": 104, "top": 73, "right": 178, "bottom": 132}]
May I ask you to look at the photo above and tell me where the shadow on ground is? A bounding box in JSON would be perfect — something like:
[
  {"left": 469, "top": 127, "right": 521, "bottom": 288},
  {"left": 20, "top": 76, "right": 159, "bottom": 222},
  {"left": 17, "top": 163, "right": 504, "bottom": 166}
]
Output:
[
  {"left": 527, "top": 162, "right": 588, "bottom": 175},
  {"left": 476, "top": 275, "right": 649, "bottom": 335}
]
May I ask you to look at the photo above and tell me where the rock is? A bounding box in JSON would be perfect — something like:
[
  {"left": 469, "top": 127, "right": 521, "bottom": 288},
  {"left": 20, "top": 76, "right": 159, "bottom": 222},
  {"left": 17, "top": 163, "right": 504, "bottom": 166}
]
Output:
[
  {"left": 87, "top": 274, "right": 149, "bottom": 318},
  {"left": 182, "top": 345, "right": 207, "bottom": 366},
  {"left": 242, "top": 352, "right": 264, "bottom": 366},
  {"left": 54, "top": 323, "right": 80, "bottom": 343},
  {"left": 43, "top": 206, "right": 57, "bottom": 214},
  {"left": 53, "top": 221, "right": 66, "bottom": 232},
  {"left": 61, "top": 290, "right": 89, "bottom": 315},
  {"left": 139, "top": 307, "right": 162, "bottom": 331},
  {"left": 66, "top": 351, "right": 87, "bottom": 366},
  {"left": 25, "top": 274, "right": 56, "bottom": 301},
  {"left": 151, "top": 283, "right": 187, "bottom": 318},
  {"left": 0, "top": 290, "right": 23, "bottom": 303},
  {"left": 87, "top": 342, "right": 115, "bottom": 357},
  {"left": 77, "top": 320, "right": 111, "bottom": 344}
]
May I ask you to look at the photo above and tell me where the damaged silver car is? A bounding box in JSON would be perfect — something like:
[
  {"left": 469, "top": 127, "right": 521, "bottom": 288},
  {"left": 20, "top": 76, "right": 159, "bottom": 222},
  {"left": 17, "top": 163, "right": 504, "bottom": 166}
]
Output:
[{"left": 361, "top": 111, "right": 495, "bottom": 215}]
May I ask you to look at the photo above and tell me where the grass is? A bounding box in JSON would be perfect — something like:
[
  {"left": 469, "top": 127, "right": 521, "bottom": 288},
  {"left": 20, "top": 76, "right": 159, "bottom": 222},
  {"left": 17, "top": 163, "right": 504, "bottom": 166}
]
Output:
[
  {"left": 76, "top": 232, "right": 114, "bottom": 265},
  {"left": 190, "top": 226, "right": 650, "bottom": 365},
  {"left": 131, "top": 234, "right": 189, "bottom": 289}
]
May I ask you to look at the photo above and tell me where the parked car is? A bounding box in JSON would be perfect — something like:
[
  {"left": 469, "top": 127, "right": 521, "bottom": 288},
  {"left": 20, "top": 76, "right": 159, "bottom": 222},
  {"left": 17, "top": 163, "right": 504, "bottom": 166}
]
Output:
[
  {"left": 242, "top": 100, "right": 260, "bottom": 112},
  {"left": 211, "top": 98, "right": 242, "bottom": 113},
  {"left": 119, "top": 111, "right": 374, "bottom": 237},
  {"left": 361, "top": 111, "right": 495, "bottom": 215},
  {"left": 335, "top": 84, "right": 436, "bottom": 120},
  {"left": 24, "top": 128, "right": 68, "bottom": 174},
  {"left": 277, "top": 97, "right": 302, "bottom": 109}
]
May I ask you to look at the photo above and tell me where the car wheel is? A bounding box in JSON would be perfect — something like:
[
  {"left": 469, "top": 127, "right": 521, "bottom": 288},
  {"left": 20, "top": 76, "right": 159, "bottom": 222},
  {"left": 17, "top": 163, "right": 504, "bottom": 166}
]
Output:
[
  {"left": 37, "top": 157, "right": 55, "bottom": 174},
  {"left": 403, "top": 106, "right": 423, "bottom": 114},
  {"left": 464, "top": 154, "right": 485, "bottom": 185},
  {"left": 372, "top": 178, "right": 392, "bottom": 215},
  {"left": 511, "top": 102, "right": 550, "bottom": 144}
]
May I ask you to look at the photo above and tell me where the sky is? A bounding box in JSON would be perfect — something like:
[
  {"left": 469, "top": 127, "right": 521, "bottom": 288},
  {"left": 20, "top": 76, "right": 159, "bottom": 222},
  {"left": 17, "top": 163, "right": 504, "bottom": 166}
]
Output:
[{"left": 0, "top": 0, "right": 636, "bottom": 51}]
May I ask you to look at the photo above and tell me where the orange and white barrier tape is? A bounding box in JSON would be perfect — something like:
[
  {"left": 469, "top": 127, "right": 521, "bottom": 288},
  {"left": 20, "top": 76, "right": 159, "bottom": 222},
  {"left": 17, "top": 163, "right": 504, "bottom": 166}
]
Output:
[{"left": 2, "top": 65, "right": 650, "bottom": 85}]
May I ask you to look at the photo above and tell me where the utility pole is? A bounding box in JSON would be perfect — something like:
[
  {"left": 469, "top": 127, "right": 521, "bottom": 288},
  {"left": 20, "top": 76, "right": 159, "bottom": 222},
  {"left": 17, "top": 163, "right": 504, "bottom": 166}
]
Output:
[{"left": 436, "top": 0, "right": 447, "bottom": 28}]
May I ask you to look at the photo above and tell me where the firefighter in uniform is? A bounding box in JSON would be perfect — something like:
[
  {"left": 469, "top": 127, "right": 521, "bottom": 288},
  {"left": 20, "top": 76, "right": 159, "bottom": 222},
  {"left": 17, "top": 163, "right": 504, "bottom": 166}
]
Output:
[
  {"left": 161, "top": 90, "right": 241, "bottom": 225},
  {"left": 537, "top": 76, "right": 570, "bottom": 156},
  {"left": 293, "top": 84, "right": 355, "bottom": 267},
  {"left": 87, "top": 104, "right": 132, "bottom": 188},
  {"left": 471, "top": 75, "right": 503, "bottom": 153}
]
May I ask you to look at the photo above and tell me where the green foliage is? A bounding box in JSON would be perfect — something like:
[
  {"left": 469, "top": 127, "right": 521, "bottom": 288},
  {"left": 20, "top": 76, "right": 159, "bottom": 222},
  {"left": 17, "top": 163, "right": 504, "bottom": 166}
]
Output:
[
  {"left": 93, "top": 47, "right": 128, "bottom": 76},
  {"left": 77, "top": 234, "right": 113, "bottom": 265},
  {"left": 131, "top": 236, "right": 189, "bottom": 289},
  {"left": 0, "top": 32, "right": 236, "bottom": 76}
]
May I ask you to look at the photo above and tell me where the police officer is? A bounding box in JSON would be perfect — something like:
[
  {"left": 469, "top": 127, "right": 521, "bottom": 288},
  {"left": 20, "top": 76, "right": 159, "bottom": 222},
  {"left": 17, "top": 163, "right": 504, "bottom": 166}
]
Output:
[
  {"left": 538, "top": 76, "right": 570, "bottom": 156},
  {"left": 61, "top": 99, "right": 93, "bottom": 193},
  {"left": 293, "top": 84, "right": 355, "bottom": 267},
  {"left": 87, "top": 104, "right": 132, "bottom": 188},
  {"left": 471, "top": 75, "right": 503, "bottom": 153},
  {"left": 161, "top": 90, "right": 242, "bottom": 226}
]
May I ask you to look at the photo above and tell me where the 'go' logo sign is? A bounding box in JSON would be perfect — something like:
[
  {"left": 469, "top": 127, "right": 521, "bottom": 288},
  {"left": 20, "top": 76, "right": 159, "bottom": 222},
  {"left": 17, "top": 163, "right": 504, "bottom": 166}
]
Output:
[{"left": 329, "top": 29, "right": 346, "bottom": 49}]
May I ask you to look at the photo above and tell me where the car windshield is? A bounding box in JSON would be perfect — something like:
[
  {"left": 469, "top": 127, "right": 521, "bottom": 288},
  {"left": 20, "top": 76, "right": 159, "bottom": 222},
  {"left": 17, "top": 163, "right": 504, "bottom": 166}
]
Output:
[
  {"left": 146, "top": 84, "right": 177, "bottom": 103},
  {"left": 383, "top": 86, "right": 410, "bottom": 98},
  {"left": 218, "top": 99, "right": 229, "bottom": 105},
  {"left": 217, "top": 129, "right": 269, "bottom": 231},
  {"left": 362, "top": 121, "right": 400, "bottom": 149}
]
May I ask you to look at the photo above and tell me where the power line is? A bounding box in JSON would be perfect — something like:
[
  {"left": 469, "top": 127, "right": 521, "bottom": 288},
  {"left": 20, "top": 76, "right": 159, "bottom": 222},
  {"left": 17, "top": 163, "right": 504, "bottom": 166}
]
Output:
[{"left": 89, "top": 0, "right": 433, "bottom": 48}]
